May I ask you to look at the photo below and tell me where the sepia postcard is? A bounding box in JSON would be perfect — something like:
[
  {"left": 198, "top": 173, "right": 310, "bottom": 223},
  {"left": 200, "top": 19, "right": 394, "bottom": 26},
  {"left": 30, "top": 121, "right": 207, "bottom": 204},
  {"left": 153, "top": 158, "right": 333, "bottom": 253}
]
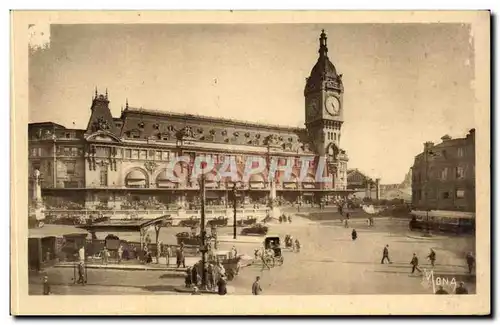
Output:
[{"left": 11, "top": 10, "right": 490, "bottom": 315}]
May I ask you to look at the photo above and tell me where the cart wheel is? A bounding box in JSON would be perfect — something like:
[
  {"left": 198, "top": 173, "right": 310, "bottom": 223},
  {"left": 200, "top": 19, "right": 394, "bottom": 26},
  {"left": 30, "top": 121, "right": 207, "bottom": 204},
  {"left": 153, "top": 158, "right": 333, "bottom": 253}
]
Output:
[{"left": 276, "top": 256, "right": 284, "bottom": 266}]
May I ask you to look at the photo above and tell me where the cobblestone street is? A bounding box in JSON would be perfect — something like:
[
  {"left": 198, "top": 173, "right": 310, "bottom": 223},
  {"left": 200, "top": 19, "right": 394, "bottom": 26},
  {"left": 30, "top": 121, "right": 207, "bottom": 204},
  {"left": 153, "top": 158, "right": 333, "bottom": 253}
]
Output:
[{"left": 30, "top": 216, "right": 475, "bottom": 296}]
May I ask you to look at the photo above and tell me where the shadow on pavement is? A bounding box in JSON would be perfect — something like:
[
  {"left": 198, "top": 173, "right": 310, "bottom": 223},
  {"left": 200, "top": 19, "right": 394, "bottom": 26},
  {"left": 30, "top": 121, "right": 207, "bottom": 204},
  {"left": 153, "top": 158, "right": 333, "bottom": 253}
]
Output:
[
  {"left": 143, "top": 284, "right": 178, "bottom": 292},
  {"left": 159, "top": 273, "right": 184, "bottom": 279}
]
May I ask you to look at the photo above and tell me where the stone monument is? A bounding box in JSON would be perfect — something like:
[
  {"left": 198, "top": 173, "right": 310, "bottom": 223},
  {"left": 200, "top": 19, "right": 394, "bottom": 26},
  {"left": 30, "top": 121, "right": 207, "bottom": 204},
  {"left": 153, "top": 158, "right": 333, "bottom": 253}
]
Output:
[{"left": 29, "top": 169, "right": 46, "bottom": 228}]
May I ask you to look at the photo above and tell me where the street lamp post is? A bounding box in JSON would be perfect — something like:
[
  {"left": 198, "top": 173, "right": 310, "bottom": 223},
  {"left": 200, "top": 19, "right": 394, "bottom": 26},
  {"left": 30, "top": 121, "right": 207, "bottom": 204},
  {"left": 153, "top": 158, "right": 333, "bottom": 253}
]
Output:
[
  {"left": 199, "top": 173, "right": 208, "bottom": 290},
  {"left": 232, "top": 183, "right": 237, "bottom": 240}
]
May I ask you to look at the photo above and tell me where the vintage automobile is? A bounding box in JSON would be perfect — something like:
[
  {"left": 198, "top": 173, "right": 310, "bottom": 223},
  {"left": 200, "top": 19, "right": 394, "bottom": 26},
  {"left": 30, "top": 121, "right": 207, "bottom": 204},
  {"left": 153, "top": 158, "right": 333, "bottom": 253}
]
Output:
[
  {"left": 237, "top": 216, "right": 258, "bottom": 227},
  {"left": 179, "top": 217, "right": 201, "bottom": 228},
  {"left": 207, "top": 216, "right": 228, "bottom": 228},
  {"left": 264, "top": 236, "right": 284, "bottom": 266},
  {"left": 241, "top": 223, "right": 268, "bottom": 236},
  {"left": 176, "top": 231, "right": 202, "bottom": 246}
]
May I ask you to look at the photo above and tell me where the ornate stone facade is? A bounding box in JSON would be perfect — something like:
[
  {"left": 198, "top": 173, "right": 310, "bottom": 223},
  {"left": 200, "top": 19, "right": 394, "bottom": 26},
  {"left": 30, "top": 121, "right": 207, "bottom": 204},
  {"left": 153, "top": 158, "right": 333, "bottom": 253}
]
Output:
[{"left": 28, "top": 31, "right": 350, "bottom": 210}]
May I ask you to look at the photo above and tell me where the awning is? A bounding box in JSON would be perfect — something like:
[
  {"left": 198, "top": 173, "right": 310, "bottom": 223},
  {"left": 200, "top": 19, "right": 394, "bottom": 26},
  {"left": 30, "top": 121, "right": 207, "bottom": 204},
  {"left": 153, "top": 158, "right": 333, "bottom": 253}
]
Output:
[
  {"left": 205, "top": 191, "right": 220, "bottom": 199},
  {"left": 126, "top": 170, "right": 146, "bottom": 181},
  {"left": 249, "top": 173, "right": 265, "bottom": 189},
  {"left": 249, "top": 174, "right": 265, "bottom": 183},
  {"left": 126, "top": 180, "right": 146, "bottom": 186},
  {"left": 157, "top": 180, "right": 177, "bottom": 188},
  {"left": 411, "top": 210, "right": 475, "bottom": 219},
  {"left": 29, "top": 225, "right": 89, "bottom": 239}
]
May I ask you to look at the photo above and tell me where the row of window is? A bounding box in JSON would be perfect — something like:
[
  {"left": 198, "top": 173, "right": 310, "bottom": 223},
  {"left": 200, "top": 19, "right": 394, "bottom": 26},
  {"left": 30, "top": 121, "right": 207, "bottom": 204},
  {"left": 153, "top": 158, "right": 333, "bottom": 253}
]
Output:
[
  {"left": 326, "top": 132, "right": 339, "bottom": 142},
  {"left": 413, "top": 188, "right": 466, "bottom": 200},
  {"left": 414, "top": 166, "right": 468, "bottom": 182}
]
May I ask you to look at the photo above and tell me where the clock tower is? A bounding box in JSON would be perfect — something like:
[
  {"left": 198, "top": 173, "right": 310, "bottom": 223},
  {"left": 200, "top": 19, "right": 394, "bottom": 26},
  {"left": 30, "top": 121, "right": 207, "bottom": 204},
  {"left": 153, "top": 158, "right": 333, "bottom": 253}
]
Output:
[{"left": 304, "top": 30, "right": 348, "bottom": 190}]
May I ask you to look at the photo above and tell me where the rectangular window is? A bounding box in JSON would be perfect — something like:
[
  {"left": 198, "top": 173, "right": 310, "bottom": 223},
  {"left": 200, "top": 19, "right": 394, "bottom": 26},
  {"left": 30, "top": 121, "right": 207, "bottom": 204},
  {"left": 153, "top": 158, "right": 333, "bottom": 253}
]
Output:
[
  {"left": 63, "top": 147, "right": 70, "bottom": 156},
  {"left": 97, "top": 147, "right": 111, "bottom": 157},
  {"left": 440, "top": 168, "right": 448, "bottom": 180},
  {"left": 162, "top": 151, "right": 170, "bottom": 161},
  {"left": 71, "top": 147, "right": 79, "bottom": 156},
  {"left": 456, "top": 166, "right": 465, "bottom": 179},
  {"left": 30, "top": 148, "right": 37, "bottom": 157},
  {"left": 47, "top": 162, "right": 52, "bottom": 176},
  {"left": 456, "top": 189, "right": 465, "bottom": 198},
  {"left": 155, "top": 151, "right": 162, "bottom": 161},
  {"left": 442, "top": 191, "right": 450, "bottom": 199},
  {"left": 124, "top": 149, "right": 131, "bottom": 159},
  {"left": 100, "top": 168, "right": 108, "bottom": 186},
  {"left": 66, "top": 161, "right": 76, "bottom": 175},
  {"left": 457, "top": 147, "right": 464, "bottom": 158},
  {"left": 131, "top": 150, "right": 139, "bottom": 159}
]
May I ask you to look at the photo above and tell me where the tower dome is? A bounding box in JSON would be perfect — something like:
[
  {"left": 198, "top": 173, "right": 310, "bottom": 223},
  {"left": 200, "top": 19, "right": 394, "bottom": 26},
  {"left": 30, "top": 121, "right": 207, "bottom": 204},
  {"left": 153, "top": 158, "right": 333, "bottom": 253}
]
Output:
[{"left": 305, "top": 30, "right": 342, "bottom": 95}]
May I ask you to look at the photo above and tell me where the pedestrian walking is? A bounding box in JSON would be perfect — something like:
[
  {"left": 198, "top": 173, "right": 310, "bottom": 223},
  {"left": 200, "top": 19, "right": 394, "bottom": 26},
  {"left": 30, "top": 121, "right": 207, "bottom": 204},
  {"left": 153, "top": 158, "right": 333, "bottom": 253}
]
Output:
[
  {"left": 427, "top": 248, "right": 436, "bottom": 267},
  {"left": 288, "top": 215, "right": 292, "bottom": 223},
  {"left": 294, "top": 239, "right": 301, "bottom": 253},
  {"left": 77, "top": 261, "right": 86, "bottom": 285},
  {"left": 102, "top": 247, "right": 109, "bottom": 265},
  {"left": 252, "top": 276, "right": 263, "bottom": 295},
  {"left": 42, "top": 275, "right": 51, "bottom": 295},
  {"left": 410, "top": 253, "right": 422, "bottom": 274},
  {"left": 351, "top": 229, "right": 358, "bottom": 241},
  {"left": 466, "top": 252, "right": 475, "bottom": 274},
  {"left": 435, "top": 285, "right": 449, "bottom": 294},
  {"left": 207, "top": 263, "right": 216, "bottom": 290},
  {"left": 455, "top": 282, "right": 469, "bottom": 294},
  {"left": 185, "top": 267, "right": 193, "bottom": 288},
  {"left": 381, "top": 245, "right": 392, "bottom": 264},
  {"left": 192, "top": 263, "right": 199, "bottom": 286},
  {"left": 165, "top": 245, "right": 172, "bottom": 267},
  {"left": 117, "top": 244, "right": 123, "bottom": 264}
]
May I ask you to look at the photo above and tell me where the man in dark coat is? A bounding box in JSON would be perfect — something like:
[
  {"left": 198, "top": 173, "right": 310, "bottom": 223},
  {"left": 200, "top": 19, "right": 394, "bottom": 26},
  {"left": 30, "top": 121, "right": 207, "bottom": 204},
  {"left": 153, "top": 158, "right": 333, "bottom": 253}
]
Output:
[
  {"left": 77, "top": 261, "right": 86, "bottom": 285},
  {"left": 185, "top": 267, "right": 193, "bottom": 288},
  {"left": 42, "top": 275, "right": 51, "bottom": 295},
  {"left": 252, "top": 276, "right": 263, "bottom": 295},
  {"left": 427, "top": 248, "right": 436, "bottom": 267},
  {"left": 455, "top": 282, "right": 469, "bottom": 294},
  {"left": 217, "top": 275, "right": 228, "bottom": 295},
  {"left": 466, "top": 252, "right": 475, "bottom": 274},
  {"left": 192, "top": 264, "right": 199, "bottom": 286},
  {"left": 410, "top": 253, "right": 422, "bottom": 274},
  {"left": 381, "top": 245, "right": 392, "bottom": 264},
  {"left": 351, "top": 229, "right": 357, "bottom": 241}
]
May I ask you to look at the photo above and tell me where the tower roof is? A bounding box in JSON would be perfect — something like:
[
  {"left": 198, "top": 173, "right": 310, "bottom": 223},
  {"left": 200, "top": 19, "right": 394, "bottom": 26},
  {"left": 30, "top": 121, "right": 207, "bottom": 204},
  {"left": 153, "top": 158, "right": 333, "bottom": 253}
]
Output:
[{"left": 305, "top": 30, "right": 341, "bottom": 93}]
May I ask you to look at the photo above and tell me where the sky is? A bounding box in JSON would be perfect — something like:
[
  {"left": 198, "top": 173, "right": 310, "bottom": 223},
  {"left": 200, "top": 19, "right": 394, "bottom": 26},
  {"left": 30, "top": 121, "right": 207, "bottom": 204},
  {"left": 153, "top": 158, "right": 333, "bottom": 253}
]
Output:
[{"left": 28, "top": 23, "right": 475, "bottom": 184}]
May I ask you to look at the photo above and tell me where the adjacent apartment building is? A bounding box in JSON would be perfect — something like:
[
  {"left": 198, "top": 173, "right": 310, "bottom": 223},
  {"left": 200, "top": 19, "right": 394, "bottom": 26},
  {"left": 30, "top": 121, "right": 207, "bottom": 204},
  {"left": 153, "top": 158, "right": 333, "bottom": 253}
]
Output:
[{"left": 411, "top": 129, "right": 475, "bottom": 212}]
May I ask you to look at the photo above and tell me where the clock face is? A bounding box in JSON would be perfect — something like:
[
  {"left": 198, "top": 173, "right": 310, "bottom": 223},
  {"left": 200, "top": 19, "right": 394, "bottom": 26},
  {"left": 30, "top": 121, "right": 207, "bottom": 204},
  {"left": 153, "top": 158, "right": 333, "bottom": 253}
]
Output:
[{"left": 325, "top": 95, "right": 341, "bottom": 116}]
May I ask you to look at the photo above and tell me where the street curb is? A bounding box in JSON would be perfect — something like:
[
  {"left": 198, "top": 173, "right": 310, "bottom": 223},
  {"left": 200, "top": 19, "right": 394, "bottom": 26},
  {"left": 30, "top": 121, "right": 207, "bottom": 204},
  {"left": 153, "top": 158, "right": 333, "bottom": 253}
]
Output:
[{"left": 54, "top": 263, "right": 187, "bottom": 273}]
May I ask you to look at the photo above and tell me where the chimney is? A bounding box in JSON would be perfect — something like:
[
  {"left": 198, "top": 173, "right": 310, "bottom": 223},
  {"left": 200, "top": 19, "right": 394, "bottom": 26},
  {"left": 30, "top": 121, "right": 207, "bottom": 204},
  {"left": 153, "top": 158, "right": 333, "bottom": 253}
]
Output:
[
  {"left": 424, "top": 141, "right": 434, "bottom": 151},
  {"left": 441, "top": 134, "right": 452, "bottom": 142}
]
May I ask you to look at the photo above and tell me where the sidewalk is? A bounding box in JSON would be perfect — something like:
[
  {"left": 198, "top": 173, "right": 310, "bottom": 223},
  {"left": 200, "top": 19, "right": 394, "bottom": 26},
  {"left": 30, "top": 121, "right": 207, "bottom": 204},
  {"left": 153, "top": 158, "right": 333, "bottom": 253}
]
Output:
[{"left": 55, "top": 256, "right": 200, "bottom": 272}]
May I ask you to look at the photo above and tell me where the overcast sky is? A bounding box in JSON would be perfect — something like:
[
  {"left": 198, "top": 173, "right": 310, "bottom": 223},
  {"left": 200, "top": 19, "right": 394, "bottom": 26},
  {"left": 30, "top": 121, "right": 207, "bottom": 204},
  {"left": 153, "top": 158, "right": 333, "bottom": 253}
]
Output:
[{"left": 28, "top": 23, "right": 475, "bottom": 184}]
